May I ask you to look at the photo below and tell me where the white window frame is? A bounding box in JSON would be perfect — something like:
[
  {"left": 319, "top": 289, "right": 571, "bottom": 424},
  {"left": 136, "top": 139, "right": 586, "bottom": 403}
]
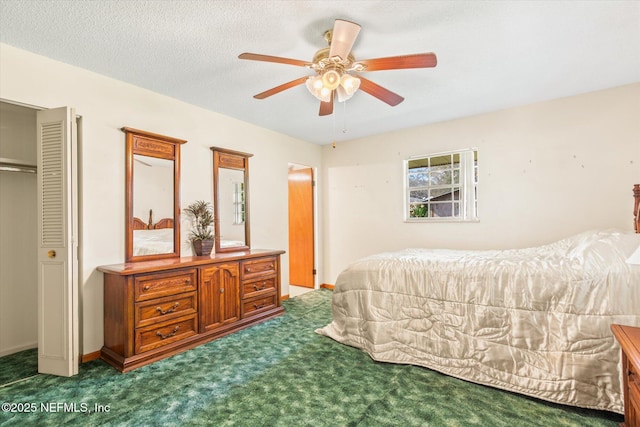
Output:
[
  {"left": 403, "top": 148, "right": 478, "bottom": 222},
  {"left": 233, "top": 181, "right": 245, "bottom": 225}
]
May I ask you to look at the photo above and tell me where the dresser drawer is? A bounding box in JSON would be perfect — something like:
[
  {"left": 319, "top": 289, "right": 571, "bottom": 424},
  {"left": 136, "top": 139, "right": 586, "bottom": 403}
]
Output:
[
  {"left": 241, "top": 257, "right": 277, "bottom": 280},
  {"left": 242, "top": 276, "right": 277, "bottom": 299},
  {"left": 134, "top": 269, "right": 197, "bottom": 302},
  {"left": 135, "top": 315, "right": 197, "bottom": 354},
  {"left": 241, "top": 293, "right": 277, "bottom": 318},
  {"left": 135, "top": 292, "right": 197, "bottom": 328}
]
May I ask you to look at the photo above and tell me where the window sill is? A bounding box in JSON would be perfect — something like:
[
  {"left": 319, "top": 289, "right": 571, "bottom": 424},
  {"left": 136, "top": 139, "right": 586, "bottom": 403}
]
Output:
[{"left": 404, "top": 218, "right": 480, "bottom": 223}]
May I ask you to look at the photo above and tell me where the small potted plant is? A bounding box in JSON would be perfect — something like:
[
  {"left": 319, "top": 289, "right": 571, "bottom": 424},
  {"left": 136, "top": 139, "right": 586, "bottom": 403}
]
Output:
[{"left": 184, "top": 200, "right": 214, "bottom": 256}]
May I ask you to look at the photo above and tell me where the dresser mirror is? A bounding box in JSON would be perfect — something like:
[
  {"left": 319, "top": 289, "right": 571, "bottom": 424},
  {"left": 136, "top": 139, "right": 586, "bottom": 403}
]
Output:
[
  {"left": 124, "top": 127, "right": 186, "bottom": 262},
  {"left": 211, "top": 147, "right": 252, "bottom": 253}
]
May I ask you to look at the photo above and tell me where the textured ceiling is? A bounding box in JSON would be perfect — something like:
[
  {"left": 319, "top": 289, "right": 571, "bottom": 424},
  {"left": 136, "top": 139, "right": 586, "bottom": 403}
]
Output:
[{"left": 1, "top": 1, "right": 639, "bottom": 145}]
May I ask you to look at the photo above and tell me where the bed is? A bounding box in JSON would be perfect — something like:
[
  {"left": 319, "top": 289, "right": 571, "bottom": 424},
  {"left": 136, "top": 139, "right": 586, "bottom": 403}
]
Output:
[
  {"left": 133, "top": 209, "right": 244, "bottom": 255},
  {"left": 317, "top": 185, "right": 640, "bottom": 414},
  {"left": 133, "top": 209, "right": 175, "bottom": 255}
]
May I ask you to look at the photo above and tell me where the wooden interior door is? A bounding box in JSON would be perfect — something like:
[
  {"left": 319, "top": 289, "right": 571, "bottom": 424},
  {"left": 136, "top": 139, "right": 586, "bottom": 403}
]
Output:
[{"left": 288, "top": 167, "right": 314, "bottom": 288}]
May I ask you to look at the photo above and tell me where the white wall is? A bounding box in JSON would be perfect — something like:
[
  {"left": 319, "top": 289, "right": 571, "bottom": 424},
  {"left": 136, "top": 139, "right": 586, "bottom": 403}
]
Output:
[
  {"left": 0, "top": 43, "right": 322, "bottom": 355},
  {"left": 3, "top": 41, "right": 638, "bottom": 357},
  {"left": 322, "top": 83, "right": 640, "bottom": 283},
  {"left": 0, "top": 102, "right": 38, "bottom": 355}
]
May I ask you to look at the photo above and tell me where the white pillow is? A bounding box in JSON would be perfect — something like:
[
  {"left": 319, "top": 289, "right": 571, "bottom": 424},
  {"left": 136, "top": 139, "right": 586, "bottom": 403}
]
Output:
[{"left": 627, "top": 244, "right": 640, "bottom": 265}]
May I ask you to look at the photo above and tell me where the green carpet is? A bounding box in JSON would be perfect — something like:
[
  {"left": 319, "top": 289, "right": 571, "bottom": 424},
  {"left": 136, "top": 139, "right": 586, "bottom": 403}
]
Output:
[
  {"left": 0, "top": 289, "right": 623, "bottom": 426},
  {"left": 0, "top": 348, "right": 37, "bottom": 387}
]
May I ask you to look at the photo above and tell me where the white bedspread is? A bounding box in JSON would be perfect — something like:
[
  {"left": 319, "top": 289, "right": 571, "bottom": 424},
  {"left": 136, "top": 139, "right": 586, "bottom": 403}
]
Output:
[
  {"left": 316, "top": 230, "right": 640, "bottom": 413},
  {"left": 133, "top": 228, "right": 174, "bottom": 255}
]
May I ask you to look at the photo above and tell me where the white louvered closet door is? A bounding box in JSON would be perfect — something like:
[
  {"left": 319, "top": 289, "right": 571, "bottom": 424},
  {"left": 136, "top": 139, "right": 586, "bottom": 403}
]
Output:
[{"left": 36, "top": 107, "right": 78, "bottom": 377}]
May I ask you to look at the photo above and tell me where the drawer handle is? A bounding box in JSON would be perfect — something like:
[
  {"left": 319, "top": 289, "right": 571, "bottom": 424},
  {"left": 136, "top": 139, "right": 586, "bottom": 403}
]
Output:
[
  {"left": 143, "top": 285, "right": 151, "bottom": 291},
  {"left": 156, "top": 326, "right": 180, "bottom": 340},
  {"left": 156, "top": 302, "right": 179, "bottom": 315},
  {"left": 253, "top": 302, "right": 266, "bottom": 310},
  {"left": 253, "top": 283, "right": 267, "bottom": 291}
]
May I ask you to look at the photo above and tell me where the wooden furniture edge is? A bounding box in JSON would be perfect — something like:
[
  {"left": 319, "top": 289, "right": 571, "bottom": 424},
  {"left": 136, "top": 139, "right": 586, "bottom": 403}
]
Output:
[
  {"left": 97, "top": 249, "right": 285, "bottom": 276},
  {"left": 612, "top": 324, "right": 640, "bottom": 375},
  {"left": 611, "top": 323, "right": 640, "bottom": 427},
  {"left": 320, "top": 283, "right": 334, "bottom": 290},
  {"left": 209, "top": 146, "right": 254, "bottom": 158},
  {"left": 121, "top": 126, "right": 187, "bottom": 145}
]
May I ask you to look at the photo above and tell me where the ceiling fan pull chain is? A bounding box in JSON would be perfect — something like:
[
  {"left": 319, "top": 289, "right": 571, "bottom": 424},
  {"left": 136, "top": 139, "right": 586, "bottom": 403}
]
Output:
[
  {"left": 332, "top": 107, "right": 336, "bottom": 143},
  {"left": 342, "top": 100, "right": 348, "bottom": 134}
]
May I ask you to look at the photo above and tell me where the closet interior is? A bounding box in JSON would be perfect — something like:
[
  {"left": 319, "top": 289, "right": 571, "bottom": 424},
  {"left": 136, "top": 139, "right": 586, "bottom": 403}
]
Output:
[{"left": 0, "top": 101, "right": 38, "bottom": 383}]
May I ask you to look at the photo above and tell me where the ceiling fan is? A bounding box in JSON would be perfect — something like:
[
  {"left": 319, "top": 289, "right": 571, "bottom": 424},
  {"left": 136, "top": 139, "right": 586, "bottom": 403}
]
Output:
[{"left": 238, "top": 19, "right": 437, "bottom": 116}]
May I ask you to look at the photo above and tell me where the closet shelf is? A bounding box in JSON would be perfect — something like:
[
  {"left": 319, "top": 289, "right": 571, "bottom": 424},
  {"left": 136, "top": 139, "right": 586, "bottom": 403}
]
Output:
[{"left": 0, "top": 157, "right": 37, "bottom": 174}]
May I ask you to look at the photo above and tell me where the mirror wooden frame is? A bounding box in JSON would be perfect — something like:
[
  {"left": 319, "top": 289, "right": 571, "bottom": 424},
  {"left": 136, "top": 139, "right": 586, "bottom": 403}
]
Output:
[
  {"left": 124, "top": 127, "right": 186, "bottom": 262},
  {"left": 211, "top": 147, "right": 252, "bottom": 253}
]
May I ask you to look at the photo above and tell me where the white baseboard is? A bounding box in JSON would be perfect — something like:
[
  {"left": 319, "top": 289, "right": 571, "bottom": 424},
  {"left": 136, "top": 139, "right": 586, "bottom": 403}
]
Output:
[{"left": 0, "top": 342, "right": 37, "bottom": 357}]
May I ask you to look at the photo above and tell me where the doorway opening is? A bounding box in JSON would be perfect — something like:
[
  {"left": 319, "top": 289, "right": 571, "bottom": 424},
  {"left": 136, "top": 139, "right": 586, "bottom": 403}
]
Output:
[
  {"left": 0, "top": 101, "right": 39, "bottom": 384},
  {"left": 0, "top": 100, "right": 80, "bottom": 380}
]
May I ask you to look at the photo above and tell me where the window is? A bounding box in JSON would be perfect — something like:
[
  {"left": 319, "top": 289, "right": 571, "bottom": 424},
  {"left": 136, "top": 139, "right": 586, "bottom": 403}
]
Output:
[
  {"left": 233, "top": 182, "right": 245, "bottom": 225},
  {"left": 404, "top": 149, "right": 478, "bottom": 221}
]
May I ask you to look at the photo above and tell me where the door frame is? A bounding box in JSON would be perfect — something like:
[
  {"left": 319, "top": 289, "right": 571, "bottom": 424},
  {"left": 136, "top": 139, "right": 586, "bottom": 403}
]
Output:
[
  {"left": 1, "top": 98, "right": 80, "bottom": 377},
  {"left": 287, "top": 163, "right": 318, "bottom": 291}
]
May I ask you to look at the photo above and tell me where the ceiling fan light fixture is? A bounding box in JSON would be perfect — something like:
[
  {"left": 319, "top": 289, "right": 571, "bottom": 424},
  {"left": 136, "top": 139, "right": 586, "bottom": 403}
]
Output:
[
  {"left": 306, "top": 75, "right": 332, "bottom": 102},
  {"left": 336, "top": 74, "right": 360, "bottom": 103},
  {"left": 335, "top": 86, "right": 350, "bottom": 103},
  {"left": 340, "top": 73, "right": 360, "bottom": 93},
  {"left": 321, "top": 69, "right": 341, "bottom": 90},
  {"left": 320, "top": 87, "right": 332, "bottom": 100}
]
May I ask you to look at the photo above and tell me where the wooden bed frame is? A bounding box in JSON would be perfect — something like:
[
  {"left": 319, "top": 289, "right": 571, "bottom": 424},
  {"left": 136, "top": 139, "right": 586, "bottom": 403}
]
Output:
[
  {"left": 152, "top": 217, "right": 174, "bottom": 229},
  {"left": 132, "top": 217, "right": 148, "bottom": 230},
  {"left": 132, "top": 209, "right": 173, "bottom": 230},
  {"left": 634, "top": 184, "right": 639, "bottom": 233}
]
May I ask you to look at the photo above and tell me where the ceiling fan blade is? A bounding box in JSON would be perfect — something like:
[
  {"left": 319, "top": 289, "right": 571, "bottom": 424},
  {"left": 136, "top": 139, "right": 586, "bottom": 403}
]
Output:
[
  {"left": 357, "top": 53, "right": 437, "bottom": 71},
  {"left": 329, "top": 19, "right": 361, "bottom": 60},
  {"left": 253, "top": 76, "right": 308, "bottom": 99},
  {"left": 239, "top": 53, "right": 311, "bottom": 67},
  {"left": 319, "top": 91, "right": 334, "bottom": 116},
  {"left": 358, "top": 77, "right": 404, "bottom": 106}
]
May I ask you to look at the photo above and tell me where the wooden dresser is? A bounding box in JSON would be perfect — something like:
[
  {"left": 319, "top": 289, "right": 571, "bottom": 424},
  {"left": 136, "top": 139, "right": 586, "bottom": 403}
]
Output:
[
  {"left": 98, "top": 249, "right": 284, "bottom": 372},
  {"left": 612, "top": 324, "right": 640, "bottom": 427}
]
